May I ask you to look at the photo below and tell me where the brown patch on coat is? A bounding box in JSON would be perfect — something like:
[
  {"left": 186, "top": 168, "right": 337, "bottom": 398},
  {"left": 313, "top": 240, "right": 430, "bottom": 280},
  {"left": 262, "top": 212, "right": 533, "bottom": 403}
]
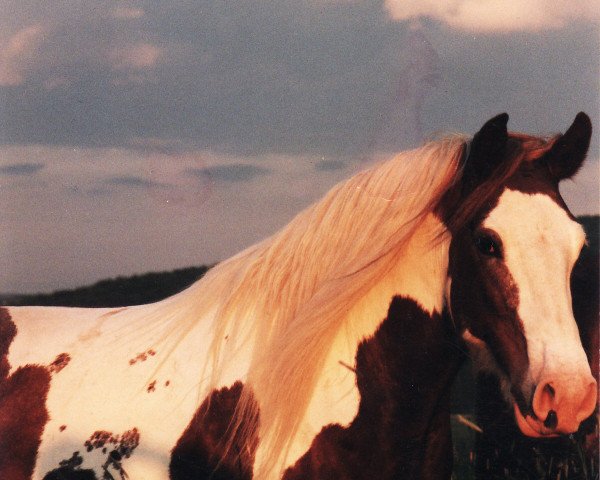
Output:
[
  {"left": 0, "top": 307, "right": 52, "bottom": 480},
  {"left": 46, "top": 428, "right": 139, "bottom": 480},
  {"left": 84, "top": 430, "right": 118, "bottom": 452},
  {"left": 438, "top": 133, "right": 552, "bottom": 236},
  {"left": 448, "top": 228, "right": 530, "bottom": 410},
  {"left": 60, "top": 425, "right": 67, "bottom": 432},
  {"left": 42, "top": 451, "right": 97, "bottom": 480},
  {"left": 438, "top": 114, "right": 587, "bottom": 235},
  {"left": 283, "top": 297, "right": 463, "bottom": 480},
  {"left": 147, "top": 380, "right": 156, "bottom": 393},
  {"left": 0, "top": 308, "right": 17, "bottom": 380},
  {"left": 128, "top": 349, "right": 157, "bottom": 366},
  {"left": 84, "top": 428, "right": 140, "bottom": 477},
  {"left": 170, "top": 381, "right": 260, "bottom": 480},
  {"left": 49, "top": 353, "right": 71, "bottom": 374},
  {"left": 504, "top": 156, "right": 576, "bottom": 218}
]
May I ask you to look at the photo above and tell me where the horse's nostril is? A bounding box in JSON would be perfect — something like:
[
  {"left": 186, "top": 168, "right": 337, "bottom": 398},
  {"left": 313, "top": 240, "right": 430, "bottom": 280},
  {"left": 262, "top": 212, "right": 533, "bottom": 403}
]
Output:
[
  {"left": 532, "top": 381, "right": 557, "bottom": 424},
  {"left": 543, "top": 409, "right": 558, "bottom": 429},
  {"left": 544, "top": 383, "right": 555, "bottom": 398},
  {"left": 532, "top": 377, "right": 597, "bottom": 433}
]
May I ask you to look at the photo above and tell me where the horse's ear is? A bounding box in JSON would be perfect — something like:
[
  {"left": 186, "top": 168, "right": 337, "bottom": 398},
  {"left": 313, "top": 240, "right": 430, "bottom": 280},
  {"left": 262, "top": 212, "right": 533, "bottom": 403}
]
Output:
[
  {"left": 546, "top": 112, "right": 591, "bottom": 181},
  {"left": 463, "top": 113, "right": 509, "bottom": 188}
]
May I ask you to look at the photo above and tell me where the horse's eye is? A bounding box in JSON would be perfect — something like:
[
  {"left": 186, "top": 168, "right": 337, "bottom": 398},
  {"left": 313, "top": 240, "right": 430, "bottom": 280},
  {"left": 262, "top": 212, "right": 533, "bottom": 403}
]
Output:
[{"left": 475, "top": 235, "right": 501, "bottom": 257}]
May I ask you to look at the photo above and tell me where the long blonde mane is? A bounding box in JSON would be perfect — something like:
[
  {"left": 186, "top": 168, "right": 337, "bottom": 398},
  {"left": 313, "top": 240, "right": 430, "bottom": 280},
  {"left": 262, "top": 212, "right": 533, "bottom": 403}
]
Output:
[{"left": 138, "top": 135, "right": 467, "bottom": 477}]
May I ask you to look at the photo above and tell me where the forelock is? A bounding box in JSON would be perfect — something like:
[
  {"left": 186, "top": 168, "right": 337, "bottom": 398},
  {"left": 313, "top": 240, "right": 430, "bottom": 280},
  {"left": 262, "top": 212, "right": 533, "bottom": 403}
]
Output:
[{"left": 442, "top": 134, "right": 559, "bottom": 233}]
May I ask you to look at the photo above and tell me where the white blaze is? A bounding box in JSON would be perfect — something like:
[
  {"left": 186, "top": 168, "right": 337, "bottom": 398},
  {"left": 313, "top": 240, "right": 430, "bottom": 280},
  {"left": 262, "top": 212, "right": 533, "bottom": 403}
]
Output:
[{"left": 483, "top": 189, "right": 590, "bottom": 391}]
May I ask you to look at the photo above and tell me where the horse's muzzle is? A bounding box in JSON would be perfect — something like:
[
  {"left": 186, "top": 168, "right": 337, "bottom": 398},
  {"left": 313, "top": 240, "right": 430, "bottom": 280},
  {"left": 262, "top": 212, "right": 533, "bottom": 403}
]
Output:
[{"left": 514, "top": 374, "right": 598, "bottom": 437}]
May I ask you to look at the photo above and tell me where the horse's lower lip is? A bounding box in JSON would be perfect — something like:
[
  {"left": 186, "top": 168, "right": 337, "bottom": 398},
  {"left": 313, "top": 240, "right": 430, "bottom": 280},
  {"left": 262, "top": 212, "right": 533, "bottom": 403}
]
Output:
[{"left": 513, "top": 403, "right": 559, "bottom": 438}]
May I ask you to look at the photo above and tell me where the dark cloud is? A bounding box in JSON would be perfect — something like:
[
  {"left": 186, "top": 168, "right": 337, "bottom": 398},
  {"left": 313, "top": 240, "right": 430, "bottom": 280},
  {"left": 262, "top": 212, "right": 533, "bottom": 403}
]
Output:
[
  {"left": 0, "top": 162, "right": 45, "bottom": 175},
  {"left": 66, "top": 184, "right": 111, "bottom": 197},
  {"left": 186, "top": 164, "right": 269, "bottom": 182},
  {"left": 104, "top": 175, "right": 163, "bottom": 188},
  {"left": 314, "top": 159, "right": 346, "bottom": 171}
]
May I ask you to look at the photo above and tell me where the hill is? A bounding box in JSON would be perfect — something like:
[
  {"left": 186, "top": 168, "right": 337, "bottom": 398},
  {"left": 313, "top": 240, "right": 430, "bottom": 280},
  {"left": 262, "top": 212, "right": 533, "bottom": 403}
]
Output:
[{"left": 3, "top": 266, "right": 210, "bottom": 307}]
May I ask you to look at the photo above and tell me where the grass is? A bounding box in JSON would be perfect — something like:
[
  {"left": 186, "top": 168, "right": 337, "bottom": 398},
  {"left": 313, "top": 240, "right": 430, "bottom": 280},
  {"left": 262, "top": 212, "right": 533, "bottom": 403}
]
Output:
[{"left": 451, "top": 415, "right": 599, "bottom": 480}]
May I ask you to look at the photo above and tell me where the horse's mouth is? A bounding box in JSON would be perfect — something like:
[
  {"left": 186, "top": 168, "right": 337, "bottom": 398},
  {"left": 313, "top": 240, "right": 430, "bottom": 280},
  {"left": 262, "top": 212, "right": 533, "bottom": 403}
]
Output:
[{"left": 513, "top": 403, "right": 559, "bottom": 438}]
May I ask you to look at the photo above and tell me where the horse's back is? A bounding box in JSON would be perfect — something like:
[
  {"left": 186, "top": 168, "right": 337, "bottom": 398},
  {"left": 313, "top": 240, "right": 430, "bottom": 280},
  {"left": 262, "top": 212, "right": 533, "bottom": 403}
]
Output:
[
  {"left": 5, "top": 306, "right": 118, "bottom": 367},
  {"left": 0, "top": 304, "right": 221, "bottom": 479}
]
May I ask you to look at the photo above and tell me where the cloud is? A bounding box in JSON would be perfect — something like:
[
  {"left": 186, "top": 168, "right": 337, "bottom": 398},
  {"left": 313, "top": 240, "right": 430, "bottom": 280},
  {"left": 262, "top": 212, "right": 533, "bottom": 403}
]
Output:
[
  {"left": 0, "top": 1, "right": 431, "bottom": 153},
  {"left": 0, "top": 8, "right": 161, "bottom": 90},
  {"left": 104, "top": 175, "right": 163, "bottom": 188},
  {"left": 314, "top": 159, "right": 346, "bottom": 171},
  {"left": 384, "top": 0, "right": 599, "bottom": 32},
  {"left": 186, "top": 164, "right": 270, "bottom": 182},
  {"left": 108, "top": 43, "right": 163, "bottom": 70},
  {"left": 0, "top": 162, "right": 45, "bottom": 175},
  {"left": 0, "top": 1, "right": 597, "bottom": 160},
  {"left": 0, "top": 24, "right": 44, "bottom": 86}
]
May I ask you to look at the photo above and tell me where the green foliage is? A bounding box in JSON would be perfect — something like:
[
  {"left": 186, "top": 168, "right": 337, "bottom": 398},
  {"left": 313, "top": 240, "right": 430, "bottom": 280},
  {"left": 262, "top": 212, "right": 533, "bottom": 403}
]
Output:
[
  {"left": 451, "top": 415, "right": 598, "bottom": 480},
  {"left": 451, "top": 415, "right": 478, "bottom": 480}
]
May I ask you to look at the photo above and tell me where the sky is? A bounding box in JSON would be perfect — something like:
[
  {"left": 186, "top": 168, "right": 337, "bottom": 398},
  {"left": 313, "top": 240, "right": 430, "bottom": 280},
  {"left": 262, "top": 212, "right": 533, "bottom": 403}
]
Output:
[{"left": 0, "top": 0, "right": 598, "bottom": 293}]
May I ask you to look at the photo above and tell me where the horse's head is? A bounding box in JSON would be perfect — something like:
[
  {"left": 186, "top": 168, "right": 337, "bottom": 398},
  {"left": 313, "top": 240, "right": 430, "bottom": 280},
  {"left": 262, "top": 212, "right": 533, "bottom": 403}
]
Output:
[{"left": 445, "top": 112, "right": 597, "bottom": 437}]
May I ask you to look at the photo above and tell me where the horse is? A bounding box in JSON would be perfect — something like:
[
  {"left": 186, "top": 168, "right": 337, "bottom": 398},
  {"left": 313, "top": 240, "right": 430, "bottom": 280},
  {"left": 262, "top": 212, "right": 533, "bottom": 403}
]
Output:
[{"left": 0, "top": 112, "right": 596, "bottom": 480}]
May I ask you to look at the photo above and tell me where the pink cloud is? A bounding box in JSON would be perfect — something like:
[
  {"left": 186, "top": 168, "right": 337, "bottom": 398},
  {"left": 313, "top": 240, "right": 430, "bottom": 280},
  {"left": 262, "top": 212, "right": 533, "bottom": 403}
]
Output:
[
  {"left": 384, "top": 0, "right": 599, "bottom": 32},
  {"left": 0, "top": 24, "right": 45, "bottom": 86},
  {"left": 108, "top": 42, "right": 163, "bottom": 70}
]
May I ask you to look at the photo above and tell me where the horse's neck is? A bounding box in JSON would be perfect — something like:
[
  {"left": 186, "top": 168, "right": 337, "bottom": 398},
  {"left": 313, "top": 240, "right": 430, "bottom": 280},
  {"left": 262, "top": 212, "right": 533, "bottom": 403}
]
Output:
[
  {"left": 284, "top": 214, "right": 452, "bottom": 469},
  {"left": 284, "top": 299, "right": 462, "bottom": 479},
  {"left": 282, "top": 217, "right": 457, "bottom": 478},
  {"left": 353, "top": 213, "right": 450, "bottom": 323}
]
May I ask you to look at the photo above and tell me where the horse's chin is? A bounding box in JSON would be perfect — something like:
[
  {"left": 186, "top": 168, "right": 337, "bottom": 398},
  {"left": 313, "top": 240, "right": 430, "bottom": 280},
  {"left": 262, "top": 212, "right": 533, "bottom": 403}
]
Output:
[{"left": 513, "top": 403, "right": 559, "bottom": 438}]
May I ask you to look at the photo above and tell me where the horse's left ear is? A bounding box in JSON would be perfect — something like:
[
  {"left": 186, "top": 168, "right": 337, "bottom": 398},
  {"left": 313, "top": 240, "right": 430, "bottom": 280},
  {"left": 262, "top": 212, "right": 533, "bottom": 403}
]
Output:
[
  {"left": 546, "top": 112, "right": 592, "bottom": 181},
  {"left": 462, "top": 113, "right": 509, "bottom": 191}
]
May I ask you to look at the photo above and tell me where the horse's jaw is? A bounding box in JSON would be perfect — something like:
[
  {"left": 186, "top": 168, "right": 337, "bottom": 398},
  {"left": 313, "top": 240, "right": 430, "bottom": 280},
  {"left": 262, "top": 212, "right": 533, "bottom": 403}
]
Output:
[
  {"left": 461, "top": 328, "right": 518, "bottom": 404},
  {"left": 461, "top": 328, "right": 540, "bottom": 436},
  {"left": 462, "top": 329, "right": 557, "bottom": 438},
  {"left": 462, "top": 328, "right": 596, "bottom": 438}
]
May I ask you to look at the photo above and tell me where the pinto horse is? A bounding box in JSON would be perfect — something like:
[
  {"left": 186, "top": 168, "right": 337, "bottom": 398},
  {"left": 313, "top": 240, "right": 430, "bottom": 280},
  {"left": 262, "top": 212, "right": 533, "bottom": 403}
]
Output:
[{"left": 0, "top": 113, "right": 596, "bottom": 480}]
